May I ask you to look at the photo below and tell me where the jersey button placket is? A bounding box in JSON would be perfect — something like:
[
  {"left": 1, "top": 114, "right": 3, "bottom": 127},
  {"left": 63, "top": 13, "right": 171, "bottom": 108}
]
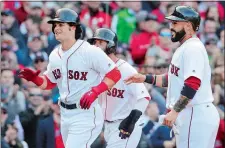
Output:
[{"left": 62, "top": 57, "right": 69, "bottom": 103}]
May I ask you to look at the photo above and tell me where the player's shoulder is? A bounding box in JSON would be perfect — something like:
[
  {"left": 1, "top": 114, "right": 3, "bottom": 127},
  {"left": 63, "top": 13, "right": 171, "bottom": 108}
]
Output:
[
  {"left": 81, "top": 40, "right": 103, "bottom": 53},
  {"left": 117, "top": 59, "right": 137, "bottom": 77},
  {"left": 48, "top": 44, "right": 61, "bottom": 60},
  {"left": 185, "top": 37, "right": 205, "bottom": 49},
  {"left": 183, "top": 37, "right": 205, "bottom": 53}
]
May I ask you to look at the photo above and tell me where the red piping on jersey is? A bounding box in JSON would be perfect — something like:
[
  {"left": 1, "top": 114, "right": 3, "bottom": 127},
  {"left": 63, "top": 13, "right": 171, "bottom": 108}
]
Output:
[
  {"left": 58, "top": 48, "right": 61, "bottom": 59},
  {"left": 105, "top": 93, "right": 108, "bottom": 121},
  {"left": 65, "top": 41, "right": 84, "bottom": 102},
  {"left": 125, "top": 137, "right": 129, "bottom": 148},
  {"left": 116, "top": 61, "right": 126, "bottom": 68},
  {"left": 86, "top": 107, "right": 97, "bottom": 148},
  {"left": 115, "top": 58, "right": 120, "bottom": 64},
  {"left": 188, "top": 107, "right": 193, "bottom": 148}
]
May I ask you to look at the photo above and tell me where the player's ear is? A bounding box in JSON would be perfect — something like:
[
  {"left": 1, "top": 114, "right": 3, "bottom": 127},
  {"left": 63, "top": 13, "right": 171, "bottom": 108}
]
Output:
[
  {"left": 184, "top": 22, "right": 191, "bottom": 34},
  {"left": 70, "top": 26, "right": 76, "bottom": 31}
]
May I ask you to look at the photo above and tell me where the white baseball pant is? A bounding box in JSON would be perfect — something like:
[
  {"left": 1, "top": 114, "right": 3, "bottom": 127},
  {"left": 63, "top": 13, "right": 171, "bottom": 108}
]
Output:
[
  {"left": 60, "top": 104, "right": 104, "bottom": 148},
  {"left": 174, "top": 102, "right": 219, "bottom": 148},
  {"left": 104, "top": 119, "right": 143, "bottom": 148}
]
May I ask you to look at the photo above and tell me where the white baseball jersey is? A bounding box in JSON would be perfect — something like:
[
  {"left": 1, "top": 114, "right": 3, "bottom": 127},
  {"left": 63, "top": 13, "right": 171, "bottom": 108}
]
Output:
[
  {"left": 44, "top": 39, "right": 116, "bottom": 104},
  {"left": 99, "top": 59, "right": 150, "bottom": 121},
  {"left": 166, "top": 37, "right": 214, "bottom": 109}
]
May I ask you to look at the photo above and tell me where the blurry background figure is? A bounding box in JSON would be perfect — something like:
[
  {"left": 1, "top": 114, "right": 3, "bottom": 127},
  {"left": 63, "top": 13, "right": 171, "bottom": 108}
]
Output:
[
  {"left": 3, "top": 122, "right": 28, "bottom": 148},
  {"left": 1, "top": 104, "right": 9, "bottom": 138},
  {"left": 32, "top": 52, "right": 48, "bottom": 74},
  {"left": 217, "top": 28, "right": 224, "bottom": 52},
  {"left": 129, "top": 11, "right": 160, "bottom": 65},
  {"left": 111, "top": 1, "right": 142, "bottom": 53},
  {"left": 80, "top": 2, "right": 111, "bottom": 30},
  {"left": 29, "top": 2, "right": 43, "bottom": 17},
  {"left": 36, "top": 97, "right": 64, "bottom": 148},
  {"left": 19, "top": 87, "right": 51, "bottom": 148},
  {"left": 1, "top": 1, "right": 224, "bottom": 148},
  {"left": 142, "top": 101, "right": 175, "bottom": 148},
  {"left": 1, "top": 69, "right": 26, "bottom": 122},
  {"left": 200, "top": 18, "right": 219, "bottom": 43},
  {"left": 39, "top": 16, "right": 59, "bottom": 55}
]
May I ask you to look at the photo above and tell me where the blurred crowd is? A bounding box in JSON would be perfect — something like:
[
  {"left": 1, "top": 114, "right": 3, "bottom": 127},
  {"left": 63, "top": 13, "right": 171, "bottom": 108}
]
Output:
[{"left": 1, "top": 1, "right": 224, "bottom": 148}]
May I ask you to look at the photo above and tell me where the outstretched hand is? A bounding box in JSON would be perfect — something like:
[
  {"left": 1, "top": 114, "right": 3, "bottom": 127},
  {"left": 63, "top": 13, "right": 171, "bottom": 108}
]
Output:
[
  {"left": 124, "top": 73, "right": 146, "bottom": 85},
  {"left": 18, "top": 68, "right": 41, "bottom": 82}
]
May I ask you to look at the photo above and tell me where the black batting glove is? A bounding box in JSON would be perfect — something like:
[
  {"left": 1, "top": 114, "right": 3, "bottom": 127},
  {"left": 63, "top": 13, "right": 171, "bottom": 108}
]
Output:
[{"left": 118, "top": 109, "right": 142, "bottom": 139}]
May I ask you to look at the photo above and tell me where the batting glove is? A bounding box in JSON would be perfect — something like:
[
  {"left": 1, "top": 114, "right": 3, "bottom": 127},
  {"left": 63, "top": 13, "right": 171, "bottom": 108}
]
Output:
[
  {"left": 118, "top": 109, "right": 142, "bottom": 139},
  {"left": 80, "top": 89, "right": 98, "bottom": 109},
  {"left": 18, "top": 68, "right": 43, "bottom": 86}
]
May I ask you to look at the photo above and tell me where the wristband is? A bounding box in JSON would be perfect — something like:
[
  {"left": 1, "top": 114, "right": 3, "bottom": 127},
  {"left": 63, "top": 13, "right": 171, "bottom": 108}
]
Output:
[
  {"left": 144, "top": 74, "right": 155, "bottom": 84},
  {"left": 92, "top": 82, "right": 108, "bottom": 95}
]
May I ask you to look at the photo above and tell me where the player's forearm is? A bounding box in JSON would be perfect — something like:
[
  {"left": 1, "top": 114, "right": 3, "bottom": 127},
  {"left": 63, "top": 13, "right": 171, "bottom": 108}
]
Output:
[
  {"left": 173, "top": 77, "right": 201, "bottom": 112},
  {"left": 173, "top": 95, "right": 190, "bottom": 112},
  {"left": 134, "top": 97, "right": 150, "bottom": 114},
  {"left": 92, "top": 67, "right": 121, "bottom": 95},
  {"left": 102, "top": 77, "right": 116, "bottom": 89},
  {"left": 104, "top": 67, "right": 121, "bottom": 89},
  {"left": 145, "top": 73, "right": 168, "bottom": 88},
  {"left": 36, "top": 76, "right": 56, "bottom": 90}
]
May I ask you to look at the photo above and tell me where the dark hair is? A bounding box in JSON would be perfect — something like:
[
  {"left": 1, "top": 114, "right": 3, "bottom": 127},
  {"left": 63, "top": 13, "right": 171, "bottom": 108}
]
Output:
[
  {"left": 68, "top": 23, "right": 83, "bottom": 40},
  {"left": 205, "top": 5, "right": 221, "bottom": 24},
  {"left": 204, "top": 17, "right": 216, "bottom": 27}
]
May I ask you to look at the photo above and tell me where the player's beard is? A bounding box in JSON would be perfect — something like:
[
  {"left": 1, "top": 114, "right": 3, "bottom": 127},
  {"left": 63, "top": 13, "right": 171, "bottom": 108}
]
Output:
[
  {"left": 171, "top": 28, "right": 186, "bottom": 42},
  {"left": 103, "top": 47, "right": 110, "bottom": 55}
]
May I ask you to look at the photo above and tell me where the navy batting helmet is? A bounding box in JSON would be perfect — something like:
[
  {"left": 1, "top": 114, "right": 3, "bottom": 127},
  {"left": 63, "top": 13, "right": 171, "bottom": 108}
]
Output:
[
  {"left": 47, "top": 8, "right": 80, "bottom": 25},
  {"left": 165, "top": 6, "right": 201, "bottom": 31},
  {"left": 47, "top": 8, "right": 82, "bottom": 39},
  {"left": 88, "top": 28, "right": 118, "bottom": 54}
]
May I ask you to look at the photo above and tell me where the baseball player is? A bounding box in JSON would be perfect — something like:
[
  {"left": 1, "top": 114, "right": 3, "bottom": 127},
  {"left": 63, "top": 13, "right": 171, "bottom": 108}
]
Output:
[
  {"left": 124, "top": 6, "right": 220, "bottom": 148},
  {"left": 88, "top": 28, "right": 150, "bottom": 148},
  {"left": 19, "top": 8, "right": 121, "bottom": 148}
]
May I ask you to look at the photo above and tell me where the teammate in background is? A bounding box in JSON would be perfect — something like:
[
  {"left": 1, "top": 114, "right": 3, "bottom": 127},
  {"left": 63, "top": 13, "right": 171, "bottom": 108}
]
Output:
[
  {"left": 88, "top": 28, "right": 150, "bottom": 148},
  {"left": 19, "top": 8, "right": 121, "bottom": 148},
  {"left": 124, "top": 6, "right": 219, "bottom": 148}
]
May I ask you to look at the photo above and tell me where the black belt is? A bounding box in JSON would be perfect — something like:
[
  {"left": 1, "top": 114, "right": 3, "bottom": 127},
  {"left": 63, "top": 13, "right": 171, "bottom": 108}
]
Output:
[{"left": 60, "top": 101, "right": 77, "bottom": 109}]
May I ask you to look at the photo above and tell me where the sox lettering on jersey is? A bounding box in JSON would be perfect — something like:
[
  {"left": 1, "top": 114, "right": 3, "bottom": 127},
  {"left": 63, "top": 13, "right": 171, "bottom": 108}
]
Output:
[
  {"left": 171, "top": 64, "right": 180, "bottom": 76},
  {"left": 52, "top": 69, "right": 88, "bottom": 80},
  {"left": 107, "top": 88, "right": 125, "bottom": 98},
  {"left": 68, "top": 70, "right": 88, "bottom": 80},
  {"left": 52, "top": 69, "right": 61, "bottom": 80}
]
